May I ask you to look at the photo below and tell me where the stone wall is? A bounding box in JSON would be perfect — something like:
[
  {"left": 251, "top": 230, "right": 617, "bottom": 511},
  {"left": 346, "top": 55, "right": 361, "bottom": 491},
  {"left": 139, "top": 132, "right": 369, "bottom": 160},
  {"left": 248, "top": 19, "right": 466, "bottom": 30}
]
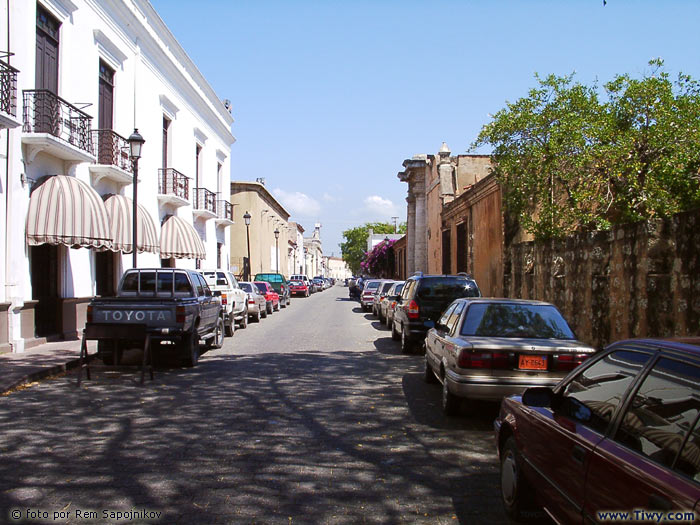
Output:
[{"left": 504, "top": 209, "right": 700, "bottom": 349}]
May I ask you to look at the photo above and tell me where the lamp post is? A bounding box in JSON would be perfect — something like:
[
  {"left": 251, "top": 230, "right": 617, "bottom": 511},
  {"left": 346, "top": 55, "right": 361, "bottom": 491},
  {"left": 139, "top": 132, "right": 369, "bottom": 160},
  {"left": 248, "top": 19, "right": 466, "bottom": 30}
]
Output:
[
  {"left": 274, "top": 228, "right": 280, "bottom": 273},
  {"left": 243, "top": 211, "right": 251, "bottom": 281},
  {"left": 128, "top": 129, "right": 145, "bottom": 268}
]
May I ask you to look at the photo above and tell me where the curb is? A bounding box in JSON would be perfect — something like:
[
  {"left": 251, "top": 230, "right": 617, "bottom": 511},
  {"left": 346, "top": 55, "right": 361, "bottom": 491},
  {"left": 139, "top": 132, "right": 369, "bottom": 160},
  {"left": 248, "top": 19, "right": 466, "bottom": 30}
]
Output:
[{"left": 1, "top": 352, "right": 94, "bottom": 395}]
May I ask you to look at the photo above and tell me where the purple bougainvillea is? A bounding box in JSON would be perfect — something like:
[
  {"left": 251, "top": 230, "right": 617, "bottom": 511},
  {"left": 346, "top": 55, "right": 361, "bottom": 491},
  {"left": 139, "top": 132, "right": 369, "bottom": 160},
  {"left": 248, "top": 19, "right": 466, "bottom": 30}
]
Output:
[{"left": 360, "top": 240, "right": 395, "bottom": 278}]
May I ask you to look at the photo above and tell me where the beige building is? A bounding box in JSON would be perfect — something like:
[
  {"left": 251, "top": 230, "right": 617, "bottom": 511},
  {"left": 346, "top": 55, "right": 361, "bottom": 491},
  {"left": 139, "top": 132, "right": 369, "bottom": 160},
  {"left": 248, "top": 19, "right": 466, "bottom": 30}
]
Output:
[
  {"left": 287, "top": 222, "right": 305, "bottom": 276},
  {"left": 398, "top": 143, "right": 491, "bottom": 274},
  {"left": 324, "top": 256, "right": 352, "bottom": 280},
  {"left": 229, "top": 181, "right": 290, "bottom": 279},
  {"left": 303, "top": 224, "right": 323, "bottom": 277}
]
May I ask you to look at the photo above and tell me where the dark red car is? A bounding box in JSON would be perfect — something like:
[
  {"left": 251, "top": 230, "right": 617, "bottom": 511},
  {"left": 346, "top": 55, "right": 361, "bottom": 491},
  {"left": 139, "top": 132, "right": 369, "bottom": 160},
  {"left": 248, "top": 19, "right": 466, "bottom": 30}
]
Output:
[
  {"left": 289, "top": 280, "right": 309, "bottom": 297},
  {"left": 494, "top": 338, "right": 700, "bottom": 524},
  {"left": 253, "top": 281, "right": 279, "bottom": 314}
]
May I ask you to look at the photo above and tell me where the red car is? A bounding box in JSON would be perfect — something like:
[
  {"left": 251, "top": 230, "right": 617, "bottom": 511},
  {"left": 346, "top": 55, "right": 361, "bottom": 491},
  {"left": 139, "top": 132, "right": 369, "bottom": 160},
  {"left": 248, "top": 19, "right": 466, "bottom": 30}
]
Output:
[
  {"left": 254, "top": 281, "right": 279, "bottom": 314},
  {"left": 494, "top": 338, "right": 700, "bottom": 524},
  {"left": 289, "top": 280, "right": 309, "bottom": 297}
]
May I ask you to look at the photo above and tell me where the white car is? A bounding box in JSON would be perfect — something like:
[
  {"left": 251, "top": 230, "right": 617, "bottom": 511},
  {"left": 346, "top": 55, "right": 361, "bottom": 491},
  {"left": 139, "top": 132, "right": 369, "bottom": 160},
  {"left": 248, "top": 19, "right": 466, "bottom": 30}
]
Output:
[{"left": 201, "top": 269, "right": 248, "bottom": 336}]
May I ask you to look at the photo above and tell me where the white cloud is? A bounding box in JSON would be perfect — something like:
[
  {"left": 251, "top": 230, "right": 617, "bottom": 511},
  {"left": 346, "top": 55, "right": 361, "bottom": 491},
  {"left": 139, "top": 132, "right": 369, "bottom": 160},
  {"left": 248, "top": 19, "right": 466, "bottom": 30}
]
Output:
[
  {"left": 322, "top": 192, "right": 337, "bottom": 203},
  {"left": 272, "top": 188, "right": 321, "bottom": 217},
  {"left": 363, "top": 195, "right": 399, "bottom": 218}
]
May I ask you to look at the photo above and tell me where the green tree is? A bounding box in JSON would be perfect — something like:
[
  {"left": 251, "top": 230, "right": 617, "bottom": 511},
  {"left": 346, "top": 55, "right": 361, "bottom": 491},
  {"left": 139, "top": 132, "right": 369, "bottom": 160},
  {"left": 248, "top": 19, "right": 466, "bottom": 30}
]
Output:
[
  {"left": 340, "top": 222, "right": 405, "bottom": 275},
  {"left": 472, "top": 60, "right": 700, "bottom": 239}
]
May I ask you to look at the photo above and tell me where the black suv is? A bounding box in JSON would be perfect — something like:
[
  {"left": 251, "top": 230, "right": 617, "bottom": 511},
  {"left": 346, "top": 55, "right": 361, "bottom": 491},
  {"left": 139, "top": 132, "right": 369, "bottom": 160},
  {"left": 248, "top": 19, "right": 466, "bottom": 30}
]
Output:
[{"left": 391, "top": 272, "right": 480, "bottom": 353}]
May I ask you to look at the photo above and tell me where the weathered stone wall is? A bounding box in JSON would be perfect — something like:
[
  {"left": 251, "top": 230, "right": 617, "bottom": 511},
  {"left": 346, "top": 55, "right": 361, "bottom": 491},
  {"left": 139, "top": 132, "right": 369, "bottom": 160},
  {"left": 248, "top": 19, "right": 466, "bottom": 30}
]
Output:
[{"left": 504, "top": 209, "right": 700, "bottom": 349}]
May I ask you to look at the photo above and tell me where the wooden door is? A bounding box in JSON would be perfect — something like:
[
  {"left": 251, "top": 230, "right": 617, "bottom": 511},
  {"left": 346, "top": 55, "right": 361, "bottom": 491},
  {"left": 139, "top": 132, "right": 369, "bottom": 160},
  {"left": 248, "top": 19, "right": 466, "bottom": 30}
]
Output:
[
  {"left": 30, "top": 244, "right": 61, "bottom": 337},
  {"left": 35, "top": 6, "right": 60, "bottom": 135}
]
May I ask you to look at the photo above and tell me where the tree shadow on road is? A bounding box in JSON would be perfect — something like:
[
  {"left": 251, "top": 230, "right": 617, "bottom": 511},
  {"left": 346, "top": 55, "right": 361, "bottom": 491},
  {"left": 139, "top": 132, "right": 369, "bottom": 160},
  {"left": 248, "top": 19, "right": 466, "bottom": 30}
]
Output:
[{"left": 0, "top": 347, "right": 507, "bottom": 524}]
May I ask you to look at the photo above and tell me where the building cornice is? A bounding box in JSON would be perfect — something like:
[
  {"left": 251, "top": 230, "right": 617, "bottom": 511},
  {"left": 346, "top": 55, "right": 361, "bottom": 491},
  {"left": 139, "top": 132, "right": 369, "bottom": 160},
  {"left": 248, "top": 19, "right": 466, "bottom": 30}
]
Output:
[{"left": 230, "top": 181, "right": 291, "bottom": 220}]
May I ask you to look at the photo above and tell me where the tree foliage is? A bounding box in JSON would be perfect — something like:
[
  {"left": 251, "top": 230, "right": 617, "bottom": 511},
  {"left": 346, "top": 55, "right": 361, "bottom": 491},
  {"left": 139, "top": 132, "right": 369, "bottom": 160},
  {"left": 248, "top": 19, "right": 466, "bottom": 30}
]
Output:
[
  {"left": 361, "top": 239, "right": 395, "bottom": 278},
  {"left": 340, "top": 222, "right": 405, "bottom": 275},
  {"left": 472, "top": 60, "right": 700, "bottom": 239}
]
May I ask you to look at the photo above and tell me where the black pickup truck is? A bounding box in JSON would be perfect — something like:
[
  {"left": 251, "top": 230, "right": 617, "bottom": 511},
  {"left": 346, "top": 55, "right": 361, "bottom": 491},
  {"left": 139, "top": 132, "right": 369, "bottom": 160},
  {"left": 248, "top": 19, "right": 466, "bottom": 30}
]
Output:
[{"left": 87, "top": 268, "right": 224, "bottom": 367}]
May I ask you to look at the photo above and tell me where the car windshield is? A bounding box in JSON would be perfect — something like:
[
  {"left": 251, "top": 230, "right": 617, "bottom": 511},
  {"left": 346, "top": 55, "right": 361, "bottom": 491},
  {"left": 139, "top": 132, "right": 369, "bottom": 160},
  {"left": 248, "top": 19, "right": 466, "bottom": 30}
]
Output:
[
  {"left": 416, "top": 277, "right": 480, "bottom": 299},
  {"left": 460, "top": 303, "right": 575, "bottom": 339}
]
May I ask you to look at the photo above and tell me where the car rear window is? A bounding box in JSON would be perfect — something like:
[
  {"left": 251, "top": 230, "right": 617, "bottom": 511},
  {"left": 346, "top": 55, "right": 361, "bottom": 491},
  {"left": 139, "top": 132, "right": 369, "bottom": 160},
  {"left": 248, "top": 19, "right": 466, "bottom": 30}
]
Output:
[
  {"left": 365, "top": 281, "right": 380, "bottom": 290},
  {"left": 239, "top": 283, "right": 253, "bottom": 293},
  {"left": 256, "top": 273, "right": 283, "bottom": 282},
  {"left": 416, "top": 277, "right": 480, "bottom": 299},
  {"left": 255, "top": 282, "right": 268, "bottom": 293},
  {"left": 380, "top": 282, "right": 394, "bottom": 293},
  {"left": 460, "top": 303, "right": 575, "bottom": 339}
]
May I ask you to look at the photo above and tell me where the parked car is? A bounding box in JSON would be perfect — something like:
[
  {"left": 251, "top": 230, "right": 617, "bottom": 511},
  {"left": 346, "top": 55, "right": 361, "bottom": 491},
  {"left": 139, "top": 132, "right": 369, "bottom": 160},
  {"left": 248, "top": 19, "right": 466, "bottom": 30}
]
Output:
[
  {"left": 360, "top": 279, "right": 382, "bottom": 312},
  {"left": 289, "top": 279, "right": 309, "bottom": 297},
  {"left": 238, "top": 281, "right": 267, "bottom": 322},
  {"left": 312, "top": 277, "right": 325, "bottom": 291},
  {"left": 88, "top": 268, "right": 223, "bottom": 367},
  {"left": 201, "top": 269, "right": 248, "bottom": 335},
  {"left": 392, "top": 272, "right": 480, "bottom": 353},
  {"left": 254, "top": 272, "right": 290, "bottom": 308},
  {"left": 494, "top": 338, "right": 700, "bottom": 524},
  {"left": 254, "top": 281, "right": 279, "bottom": 313},
  {"left": 424, "top": 298, "right": 596, "bottom": 415},
  {"left": 290, "top": 274, "right": 311, "bottom": 291},
  {"left": 372, "top": 280, "right": 396, "bottom": 318},
  {"left": 381, "top": 281, "right": 405, "bottom": 327}
]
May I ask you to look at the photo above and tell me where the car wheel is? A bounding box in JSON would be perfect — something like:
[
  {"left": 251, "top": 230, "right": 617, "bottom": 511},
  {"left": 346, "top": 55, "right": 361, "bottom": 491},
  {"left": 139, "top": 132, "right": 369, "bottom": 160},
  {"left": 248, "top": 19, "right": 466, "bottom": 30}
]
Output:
[
  {"left": 501, "top": 436, "right": 541, "bottom": 522},
  {"left": 424, "top": 355, "right": 438, "bottom": 383},
  {"left": 266, "top": 302, "right": 273, "bottom": 314},
  {"left": 182, "top": 331, "right": 199, "bottom": 367},
  {"left": 400, "top": 326, "right": 413, "bottom": 354},
  {"left": 207, "top": 317, "right": 224, "bottom": 350},
  {"left": 224, "top": 318, "right": 235, "bottom": 337},
  {"left": 274, "top": 301, "right": 280, "bottom": 312},
  {"left": 239, "top": 308, "right": 248, "bottom": 329},
  {"left": 391, "top": 320, "right": 400, "bottom": 341},
  {"left": 253, "top": 308, "right": 261, "bottom": 322},
  {"left": 441, "top": 376, "right": 460, "bottom": 416}
]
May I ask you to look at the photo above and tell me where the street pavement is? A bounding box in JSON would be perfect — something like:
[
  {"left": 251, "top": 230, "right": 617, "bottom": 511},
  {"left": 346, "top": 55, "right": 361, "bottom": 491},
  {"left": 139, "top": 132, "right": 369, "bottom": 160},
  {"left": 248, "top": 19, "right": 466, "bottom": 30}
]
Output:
[{"left": 0, "top": 286, "right": 507, "bottom": 524}]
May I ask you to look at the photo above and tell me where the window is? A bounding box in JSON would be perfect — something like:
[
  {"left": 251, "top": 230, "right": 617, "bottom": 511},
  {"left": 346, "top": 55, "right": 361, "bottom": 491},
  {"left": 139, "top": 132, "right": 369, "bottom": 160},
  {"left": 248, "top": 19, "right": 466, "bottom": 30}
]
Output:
[
  {"left": 445, "top": 302, "right": 465, "bottom": 334},
  {"left": 437, "top": 303, "right": 457, "bottom": 328},
  {"left": 193, "top": 274, "right": 204, "bottom": 296},
  {"left": 140, "top": 272, "right": 156, "bottom": 294},
  {"left": 460, "top": 303, "right": 575, "bottom": 339},
  {"left": 442, "top": 229, "right": 451, "bottom": 274},
  {"left": 157, "top": 272, "right": 174, "bottom": 294},
  {"left": 174, "top": 273, "right": 192, "bottom": 295},
  {"left": 162, "top": 116, "right": 171, "bottom": 168},
  {"left": 560, "top": 350, "right": 653, "bottom": 433},
  {"left": 614, "top": 357, "right": 700, "bottom": 477}
]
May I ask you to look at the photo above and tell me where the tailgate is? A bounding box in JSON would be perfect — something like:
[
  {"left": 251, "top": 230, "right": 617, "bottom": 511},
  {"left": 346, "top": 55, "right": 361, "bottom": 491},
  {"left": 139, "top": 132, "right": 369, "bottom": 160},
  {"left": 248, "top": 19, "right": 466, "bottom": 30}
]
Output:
[{"left": 91, "top": 303, "right": 177, "bottom": 328}]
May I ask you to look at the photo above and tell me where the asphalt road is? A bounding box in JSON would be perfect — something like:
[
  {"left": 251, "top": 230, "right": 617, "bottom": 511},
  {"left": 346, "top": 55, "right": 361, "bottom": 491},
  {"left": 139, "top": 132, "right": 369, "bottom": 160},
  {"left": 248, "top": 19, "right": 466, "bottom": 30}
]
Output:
[{"left": 0, "top": 286, "right": 507, "bottom": 525}]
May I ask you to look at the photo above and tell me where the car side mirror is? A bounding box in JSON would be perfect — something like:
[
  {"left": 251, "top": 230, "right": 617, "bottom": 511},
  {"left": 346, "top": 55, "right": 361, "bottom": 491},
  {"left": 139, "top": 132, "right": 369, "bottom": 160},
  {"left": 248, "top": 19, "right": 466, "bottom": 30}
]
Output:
[{"left": 521, "top": 387, "right": 555, "bottom": 408}]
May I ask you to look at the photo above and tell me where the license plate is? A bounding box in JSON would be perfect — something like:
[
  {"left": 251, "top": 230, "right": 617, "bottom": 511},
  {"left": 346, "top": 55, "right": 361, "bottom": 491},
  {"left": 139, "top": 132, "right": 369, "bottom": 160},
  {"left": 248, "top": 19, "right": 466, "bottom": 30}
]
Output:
[{"left": 519, "top": 354, "right": 547, "bottom": 370}]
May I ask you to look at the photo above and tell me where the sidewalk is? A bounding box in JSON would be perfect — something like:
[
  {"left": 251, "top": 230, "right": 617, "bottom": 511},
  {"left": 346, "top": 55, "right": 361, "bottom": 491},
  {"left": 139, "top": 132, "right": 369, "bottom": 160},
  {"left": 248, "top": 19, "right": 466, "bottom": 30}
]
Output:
[{"left": 0, "top": 338, "right": 96, "bottom": 394}]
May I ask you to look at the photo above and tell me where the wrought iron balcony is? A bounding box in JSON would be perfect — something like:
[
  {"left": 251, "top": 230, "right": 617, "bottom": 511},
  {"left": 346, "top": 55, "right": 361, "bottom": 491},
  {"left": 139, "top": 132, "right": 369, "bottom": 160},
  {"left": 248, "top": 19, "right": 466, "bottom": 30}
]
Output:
[
  {"left": 157, "top": 168, "right": 191, "bottom": 208},
  {"left": 0, "top": 59, "right": 18, "bottom": 118},
  {"left": 23, "top": 89, "right": 93, "bottom": 155},
  {"left": 193, "top": 187, "right": 217, "bottom": 220},
  {"left": 216, "top": 199, "right": 234, "bottom": 226},
  {"left": 92, "top": 129, "right": 132, "bottom": 171}
]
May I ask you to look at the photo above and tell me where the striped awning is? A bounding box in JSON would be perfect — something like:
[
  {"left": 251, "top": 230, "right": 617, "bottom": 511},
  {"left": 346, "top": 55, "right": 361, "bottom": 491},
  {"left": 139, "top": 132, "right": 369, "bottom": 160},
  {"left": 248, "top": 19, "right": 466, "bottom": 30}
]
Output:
[
  {"left": 160, "top": 215, "right": 206, "bottom": 259},
  {"left": 104, "top": 194, "right": 159, "bottom": 254},
  {"left": 26, "top": 175, "right": 113, "bottom": 250}
]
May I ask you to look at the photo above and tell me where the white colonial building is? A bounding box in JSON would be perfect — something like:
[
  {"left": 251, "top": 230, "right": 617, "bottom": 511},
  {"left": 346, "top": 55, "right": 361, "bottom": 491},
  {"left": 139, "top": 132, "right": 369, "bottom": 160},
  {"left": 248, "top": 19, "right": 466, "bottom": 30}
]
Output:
[{"left": 0, "top": 0, "right": 235, "bottom": 352}]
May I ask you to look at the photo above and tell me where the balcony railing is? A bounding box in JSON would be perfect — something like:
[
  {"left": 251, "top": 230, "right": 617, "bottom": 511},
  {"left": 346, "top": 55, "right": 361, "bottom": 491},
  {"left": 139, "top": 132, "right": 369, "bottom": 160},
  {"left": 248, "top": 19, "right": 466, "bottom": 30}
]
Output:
[
  {"left": 158, "top": 168, "right": 190, "bottom": 201},
  {"left": 23, "top": 89, "right": 93, "bottom": 153},
  {"left": 0, "top": 59, "right": 18, "bottom": 116},
  {"left": 194, "top": 187, "right": 217, "bottom": 214},
  {"left": 217, "top": 199, "right": 234, "bottom": 221},
  {"left": 92, "top": 129, "right": 132, "bottom": 172}
]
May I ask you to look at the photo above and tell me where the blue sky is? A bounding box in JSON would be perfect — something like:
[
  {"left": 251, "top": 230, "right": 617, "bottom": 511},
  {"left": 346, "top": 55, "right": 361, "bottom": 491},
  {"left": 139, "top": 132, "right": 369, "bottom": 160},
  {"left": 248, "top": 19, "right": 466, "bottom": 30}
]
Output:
[{"left": 149, "top": 0, "right": 700, "bottom": 255}]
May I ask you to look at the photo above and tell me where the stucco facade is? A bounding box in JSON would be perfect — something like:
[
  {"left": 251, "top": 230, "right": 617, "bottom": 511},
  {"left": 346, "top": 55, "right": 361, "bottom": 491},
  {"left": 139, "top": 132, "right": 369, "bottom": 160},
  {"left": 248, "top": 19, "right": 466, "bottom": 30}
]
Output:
[
  {"left": 398, "top": 144, "right": 492, "bottom": 277},
  {"left": 229, "top": 181, "right": 290, "bottom": 278},
  {"left": 1, "top": 0, "right": 234, "bottom": 352}
]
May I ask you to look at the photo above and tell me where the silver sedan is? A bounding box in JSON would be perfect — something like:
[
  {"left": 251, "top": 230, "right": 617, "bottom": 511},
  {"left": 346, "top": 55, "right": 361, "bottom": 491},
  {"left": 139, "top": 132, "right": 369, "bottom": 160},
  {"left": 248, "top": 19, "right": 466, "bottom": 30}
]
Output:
[
  {"left": 424, "top": 298, "right": 596, "bottom": 415},
  {"left": 238, "top": 281, "right": 268, "bottom": 322}
]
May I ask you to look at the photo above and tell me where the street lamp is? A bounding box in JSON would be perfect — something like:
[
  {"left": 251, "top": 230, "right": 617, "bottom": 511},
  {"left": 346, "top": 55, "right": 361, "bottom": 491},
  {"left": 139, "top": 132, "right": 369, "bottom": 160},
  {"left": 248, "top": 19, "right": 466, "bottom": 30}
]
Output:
[
  {"left": 128, "top": 129, "right": 145, "bottom": 269},
  {"left": 274, "top": 228, "right": 280, "bottom": 273},
  {"left": 243, "top": 211, "right": 251, "bottom": 281}
]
